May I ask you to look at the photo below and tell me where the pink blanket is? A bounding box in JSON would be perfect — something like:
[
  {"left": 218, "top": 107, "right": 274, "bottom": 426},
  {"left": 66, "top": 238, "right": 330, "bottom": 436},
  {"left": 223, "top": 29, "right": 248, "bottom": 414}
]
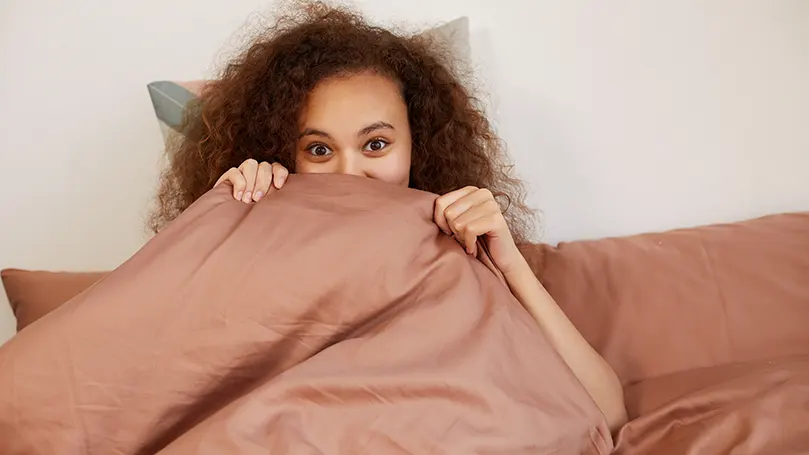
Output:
[{"left": 0, "top": 174, "right": 611, "bottom": 454}]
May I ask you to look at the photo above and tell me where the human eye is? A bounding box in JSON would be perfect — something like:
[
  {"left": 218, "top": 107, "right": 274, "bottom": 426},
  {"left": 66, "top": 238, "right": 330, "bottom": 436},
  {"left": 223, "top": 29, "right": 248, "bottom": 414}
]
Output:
[
  {"left": 362, "top": 138, "right": 390, "bottom": 153},
  {"left": 305, "top": 143, "right": 334, "bottom": 158}
]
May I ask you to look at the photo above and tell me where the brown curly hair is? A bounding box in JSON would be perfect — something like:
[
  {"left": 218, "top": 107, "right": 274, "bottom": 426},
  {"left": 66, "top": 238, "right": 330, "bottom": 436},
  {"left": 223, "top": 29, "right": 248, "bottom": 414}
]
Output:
[{"left": 150, "top": 1, "right": 535, "bottom": 242}]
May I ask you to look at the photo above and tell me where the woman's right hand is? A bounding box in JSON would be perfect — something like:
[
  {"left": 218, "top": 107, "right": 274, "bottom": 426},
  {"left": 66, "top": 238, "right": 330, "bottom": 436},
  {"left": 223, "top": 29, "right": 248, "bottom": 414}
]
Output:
[{"left": 214, "top": 159, "right": 289, "bottom": 203}]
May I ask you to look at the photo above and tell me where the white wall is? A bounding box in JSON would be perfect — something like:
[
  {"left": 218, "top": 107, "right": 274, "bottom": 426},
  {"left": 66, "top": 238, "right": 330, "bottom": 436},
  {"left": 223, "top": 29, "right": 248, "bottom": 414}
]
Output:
[{"left": 1, "top": 0, "right": 808, "bottom": 342}]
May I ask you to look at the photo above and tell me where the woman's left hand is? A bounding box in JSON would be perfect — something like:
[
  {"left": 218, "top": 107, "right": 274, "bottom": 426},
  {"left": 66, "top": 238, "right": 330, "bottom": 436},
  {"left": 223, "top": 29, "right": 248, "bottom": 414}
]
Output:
[{"left": 434, "top": 186, "right": 525, "bottom": 276}]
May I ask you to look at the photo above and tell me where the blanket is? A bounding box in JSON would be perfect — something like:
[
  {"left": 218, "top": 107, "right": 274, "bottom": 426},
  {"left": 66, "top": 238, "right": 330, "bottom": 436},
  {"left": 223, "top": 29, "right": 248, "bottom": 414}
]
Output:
[{"left": 0, "top": 174, "right": 611, "bottom": 454}]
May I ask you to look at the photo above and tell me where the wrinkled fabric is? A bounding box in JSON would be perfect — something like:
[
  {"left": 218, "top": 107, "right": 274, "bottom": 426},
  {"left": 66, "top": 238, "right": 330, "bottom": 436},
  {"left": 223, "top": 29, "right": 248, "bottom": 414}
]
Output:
[
  {"left": 0, "top": 174, "right": 611, "bottom": 455},
  {"left": 615, "top": 356, "right": 809, "bottom": 454}
]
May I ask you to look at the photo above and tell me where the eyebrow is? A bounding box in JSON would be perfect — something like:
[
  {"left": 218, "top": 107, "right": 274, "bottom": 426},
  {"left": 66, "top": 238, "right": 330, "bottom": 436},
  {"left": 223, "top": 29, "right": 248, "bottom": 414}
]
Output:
[
  {"left": 357, "top": 121, "right": 395, "bottom": 137},
  {"left": 298, "top": 128, "right": 332, "bottom": 140},
  {"left": 298, "top": 121, "right": 395, "bottom": 140}
]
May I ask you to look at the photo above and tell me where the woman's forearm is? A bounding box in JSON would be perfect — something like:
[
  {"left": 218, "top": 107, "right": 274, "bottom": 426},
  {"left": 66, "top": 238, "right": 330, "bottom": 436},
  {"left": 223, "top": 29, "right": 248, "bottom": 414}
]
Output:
[{"left": 503, "top": 257, "right": 628, "bottom": 433}]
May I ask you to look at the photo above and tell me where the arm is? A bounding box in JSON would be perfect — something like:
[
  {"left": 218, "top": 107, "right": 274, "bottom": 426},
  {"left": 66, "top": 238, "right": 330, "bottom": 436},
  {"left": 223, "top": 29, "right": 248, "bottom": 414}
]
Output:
[
  {"left": 433, "top": 186, "right": 627, "bottom": 433},
  {"left": 503, "top": 256, "right": 628, "bottom": 433}
]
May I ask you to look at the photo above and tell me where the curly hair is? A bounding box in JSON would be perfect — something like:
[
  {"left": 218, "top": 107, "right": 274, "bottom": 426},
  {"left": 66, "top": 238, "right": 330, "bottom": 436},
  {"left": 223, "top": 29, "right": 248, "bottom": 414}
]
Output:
[{"left": 150, "top": 1, "right": 535, "bottom": 242}]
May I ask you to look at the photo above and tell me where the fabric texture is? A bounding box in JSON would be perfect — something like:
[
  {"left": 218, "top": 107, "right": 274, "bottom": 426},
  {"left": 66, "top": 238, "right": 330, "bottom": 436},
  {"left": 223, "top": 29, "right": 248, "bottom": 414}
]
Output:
[
  {"left": 146, "top": 17, "right": 470, "bottom": 146},
  {"left": 534, "top": 212, "right": 809, "bottom": 386},
  {"left": 3, "top": 184, "right": 808, "bottom": 453},
  {"left": 0, "top": 269, "right": 106, "bottom": 331},
  {"left": 0, "top": 174, "right": 611, "bottom": 455},
  {"left": 615, "top": 356, "right": 809, "bottom": 454}
]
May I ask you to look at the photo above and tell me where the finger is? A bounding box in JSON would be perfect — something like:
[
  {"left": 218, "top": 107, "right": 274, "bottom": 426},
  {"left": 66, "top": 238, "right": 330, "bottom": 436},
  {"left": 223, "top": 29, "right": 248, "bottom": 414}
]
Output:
[
  {"left": 238, "top": 159, "right": 259, "bottom": 203},
  {"left": 214, "top": 168, "right": 247, "bottom": 200},
  {"left": 464, "top": 229, "right": 478, "bottom": 256},
  {"left": 449, "top": 208, "right": 484, "bottom": 255},
  {"left": 449, "top": 199, "right": 502, "bottom": 255},
  {"left": 434, "top": 186, "right": 478, "bottom": 235},
  {"left": 443, "top": 188, "right": 491, "bottom": 239},
  {"left": 253, "top": 161, "right": 273, "bottom": 201},
  {"left": 449, "top": 216, "right": 479, "bottom": 256},
  {"left": 444, "top": 188, "right": 493, "bottom": 226},
  {"left": 272, "top": 163, "right": 290, "bottom": 189}
]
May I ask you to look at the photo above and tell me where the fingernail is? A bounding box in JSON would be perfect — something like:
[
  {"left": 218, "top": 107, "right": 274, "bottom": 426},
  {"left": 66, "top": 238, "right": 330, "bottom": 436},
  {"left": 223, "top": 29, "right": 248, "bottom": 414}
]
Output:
[
  {"left": 243, "top": 191, "right": 252, "bottom": 202},
  {"left": 275, "top": 177, "right": 286, "bottom": 189},
  {"left": 254, "top": 191, "right": 263, "bottom": 200},
  {"left": 236, "top": 191, "right": 243, "bottom": 200}
]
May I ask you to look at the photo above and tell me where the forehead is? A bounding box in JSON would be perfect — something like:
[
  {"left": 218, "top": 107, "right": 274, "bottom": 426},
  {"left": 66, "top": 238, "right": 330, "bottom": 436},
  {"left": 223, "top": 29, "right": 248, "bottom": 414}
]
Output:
[{"left": 299, "top": 72, "right": 407, "bottom": 129}]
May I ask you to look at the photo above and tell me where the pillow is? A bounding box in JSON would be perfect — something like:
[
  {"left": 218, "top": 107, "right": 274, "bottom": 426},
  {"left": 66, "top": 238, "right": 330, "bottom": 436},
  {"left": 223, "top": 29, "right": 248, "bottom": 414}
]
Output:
[
  {"left": 533, "top": 212, "right": 809, "bottom": 386},
  {"left": 146, "top": 17, "right": 471, "bottom": 146},
  {"left": 1, "top": 269, "right": 106, "bottom": 331}
]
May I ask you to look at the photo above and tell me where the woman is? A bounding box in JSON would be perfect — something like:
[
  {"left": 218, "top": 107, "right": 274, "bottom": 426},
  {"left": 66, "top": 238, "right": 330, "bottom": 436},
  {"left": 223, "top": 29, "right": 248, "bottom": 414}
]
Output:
[{"left": 151, "top": 1, "right": 627, "bottom": 432}]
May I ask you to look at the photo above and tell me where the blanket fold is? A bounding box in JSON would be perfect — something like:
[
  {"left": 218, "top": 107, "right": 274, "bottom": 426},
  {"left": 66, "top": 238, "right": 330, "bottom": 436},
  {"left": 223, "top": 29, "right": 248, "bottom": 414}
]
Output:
[{"left": 0, "top": 174, "right": 610, "bottom": 454}]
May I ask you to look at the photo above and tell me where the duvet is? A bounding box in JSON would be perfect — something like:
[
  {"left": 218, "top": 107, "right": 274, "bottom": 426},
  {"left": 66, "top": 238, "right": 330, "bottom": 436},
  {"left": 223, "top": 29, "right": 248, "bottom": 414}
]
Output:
[{"left": 0, "top": 174, "right": 611, "bottom": 454}]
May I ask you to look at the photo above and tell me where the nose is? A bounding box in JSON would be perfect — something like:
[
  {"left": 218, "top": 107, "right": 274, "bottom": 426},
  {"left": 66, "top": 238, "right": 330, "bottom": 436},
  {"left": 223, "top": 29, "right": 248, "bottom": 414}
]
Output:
[{"left": 335, "top": 153, "right": 367, "bottom": 177}]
